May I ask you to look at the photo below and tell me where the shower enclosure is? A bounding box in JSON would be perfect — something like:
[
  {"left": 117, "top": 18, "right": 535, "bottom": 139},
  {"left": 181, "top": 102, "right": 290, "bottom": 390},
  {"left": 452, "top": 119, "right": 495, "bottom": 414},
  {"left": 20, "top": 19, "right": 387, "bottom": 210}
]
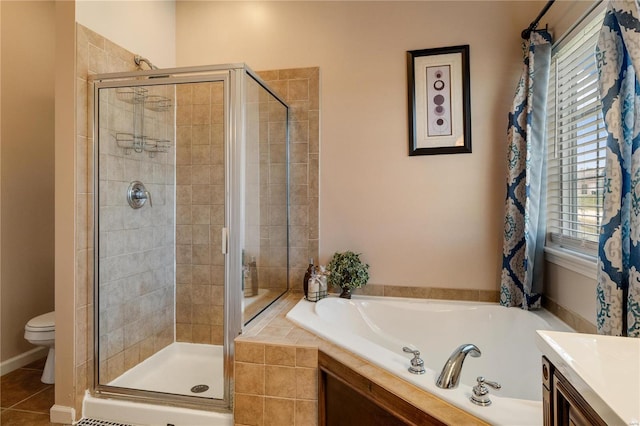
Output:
[{"left": 92, "top": 64, "right": 289, "bottom": 411}]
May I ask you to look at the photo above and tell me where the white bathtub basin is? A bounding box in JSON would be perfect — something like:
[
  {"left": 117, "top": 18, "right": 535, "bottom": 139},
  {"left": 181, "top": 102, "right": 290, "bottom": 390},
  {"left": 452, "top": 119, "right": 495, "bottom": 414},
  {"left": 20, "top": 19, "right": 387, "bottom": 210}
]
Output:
[{"left": 286, "top": 295, "right": 573, "bottom": 425}]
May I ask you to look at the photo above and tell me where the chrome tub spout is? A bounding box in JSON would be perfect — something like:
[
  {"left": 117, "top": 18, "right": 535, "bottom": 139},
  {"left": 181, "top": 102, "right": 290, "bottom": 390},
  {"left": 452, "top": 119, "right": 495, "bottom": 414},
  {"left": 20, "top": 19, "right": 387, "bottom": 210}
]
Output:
[{"left": 436, "top": 344, "right": 481, "bottom": 389}]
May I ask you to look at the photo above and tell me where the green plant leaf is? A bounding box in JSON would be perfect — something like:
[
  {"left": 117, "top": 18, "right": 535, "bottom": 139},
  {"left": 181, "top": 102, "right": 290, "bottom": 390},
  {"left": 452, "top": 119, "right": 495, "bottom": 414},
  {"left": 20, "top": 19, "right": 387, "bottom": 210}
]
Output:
[{"left": 326, "top": 251, "right": 369, "bottom": 290}]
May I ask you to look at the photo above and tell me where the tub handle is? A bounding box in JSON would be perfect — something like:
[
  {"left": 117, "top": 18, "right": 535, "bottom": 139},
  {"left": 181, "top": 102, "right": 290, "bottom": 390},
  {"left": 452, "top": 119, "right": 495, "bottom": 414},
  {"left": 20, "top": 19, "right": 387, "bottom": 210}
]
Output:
[
  {"left": 402, "top": 347, "right": 426, "bottom": 375},
  {"left": 470, "top": 376, "right": 501, "bottom": 406}
]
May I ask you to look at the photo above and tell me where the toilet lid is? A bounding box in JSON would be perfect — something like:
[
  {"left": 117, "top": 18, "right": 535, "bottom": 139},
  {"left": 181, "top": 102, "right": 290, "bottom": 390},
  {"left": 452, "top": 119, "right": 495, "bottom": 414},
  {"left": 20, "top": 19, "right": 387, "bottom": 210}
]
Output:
[{"left": 26, "top": 311, "right": 55, "bottom": 332}]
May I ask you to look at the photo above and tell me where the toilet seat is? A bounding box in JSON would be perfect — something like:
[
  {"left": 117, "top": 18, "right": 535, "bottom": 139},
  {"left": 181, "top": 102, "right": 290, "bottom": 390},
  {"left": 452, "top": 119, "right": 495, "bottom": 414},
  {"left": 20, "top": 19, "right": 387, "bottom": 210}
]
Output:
[
  {"left": 25, "top": 311, "right": 55, "bottom": 332},
  {"left": 24, "top": 311, "right": 55, "bottom": 384}
]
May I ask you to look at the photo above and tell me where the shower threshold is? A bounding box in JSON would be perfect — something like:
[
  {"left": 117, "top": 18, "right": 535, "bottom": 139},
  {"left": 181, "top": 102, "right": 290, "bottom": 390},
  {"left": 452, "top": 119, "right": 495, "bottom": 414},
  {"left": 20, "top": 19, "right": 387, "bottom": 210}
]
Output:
[
  {"left": 108, "top": 342, "right": 224, "bottom": 399},
  {"left": 82, "top": 391, "right": 232, "bottom": 426}
]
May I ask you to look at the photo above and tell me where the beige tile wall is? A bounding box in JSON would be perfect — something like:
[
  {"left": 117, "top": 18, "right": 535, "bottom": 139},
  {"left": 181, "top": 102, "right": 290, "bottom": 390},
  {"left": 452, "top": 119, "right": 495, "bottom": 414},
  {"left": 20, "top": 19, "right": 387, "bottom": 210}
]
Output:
[
  {"left": 175, "top": 81, "right": 226, "bottom": 345},
  {"left": 256, "top": 69, "right": 320, "bottom": 292},
  {"left": 244, "top": 77, "right": 288, "bottom": 295},
  {"left": 244, "top": 79, "right": 262, "bottom": 295},
  {"left": 97, "top": 81, "right": 176, "bottom": 382},
  {"left": 76, "top": 23, "right": 140, "bottom": 415},
  {"left": 349, "top": 283, "right": 500, "bottom": 302},
  {"left": 76, "top": 23, "right": 176, "bottom": 412},
  {"left": 231, "top": 68, "right": 323, "bottom": 426},
  {"left": 242, "top": 74, "right": 290, "bottom": 323},
  {"left": 234, "top": 292, "right": 321, "bottom": 426},
  {"left": 234, "top": 342, "right": 318, "bottom": 426}
]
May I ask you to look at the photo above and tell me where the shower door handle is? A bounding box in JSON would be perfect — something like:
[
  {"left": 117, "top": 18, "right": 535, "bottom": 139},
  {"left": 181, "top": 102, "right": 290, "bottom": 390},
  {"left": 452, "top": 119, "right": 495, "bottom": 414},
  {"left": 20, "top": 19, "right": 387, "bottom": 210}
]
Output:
[{"left": 221, "top": 227, "right": 228, "bottom": 254}]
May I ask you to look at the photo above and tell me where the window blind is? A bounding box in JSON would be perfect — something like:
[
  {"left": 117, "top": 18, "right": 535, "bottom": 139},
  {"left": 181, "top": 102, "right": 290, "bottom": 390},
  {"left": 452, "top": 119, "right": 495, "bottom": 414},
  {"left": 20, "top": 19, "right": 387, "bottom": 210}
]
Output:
[{"left": 546, "top": 11, "right": 607, "bottom": 256}]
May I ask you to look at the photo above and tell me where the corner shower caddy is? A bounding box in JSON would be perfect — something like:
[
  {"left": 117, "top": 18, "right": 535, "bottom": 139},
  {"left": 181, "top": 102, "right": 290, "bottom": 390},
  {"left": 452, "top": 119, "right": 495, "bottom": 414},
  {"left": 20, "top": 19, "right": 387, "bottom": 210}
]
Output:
[{"left": 115, "top": 87, "right": 172, "bottom": 157}]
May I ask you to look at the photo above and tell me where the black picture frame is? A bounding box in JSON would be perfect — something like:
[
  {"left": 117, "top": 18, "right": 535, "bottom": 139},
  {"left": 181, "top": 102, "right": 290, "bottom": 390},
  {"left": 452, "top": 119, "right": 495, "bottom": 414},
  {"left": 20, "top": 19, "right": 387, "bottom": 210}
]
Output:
[{"left": 407, "top": 45, "right": 471, "bottom": 156}]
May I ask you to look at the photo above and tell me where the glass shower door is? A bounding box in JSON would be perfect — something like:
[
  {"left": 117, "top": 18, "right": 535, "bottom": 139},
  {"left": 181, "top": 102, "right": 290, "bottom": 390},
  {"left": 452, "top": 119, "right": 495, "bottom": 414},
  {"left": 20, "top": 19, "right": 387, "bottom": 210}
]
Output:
[{"left": 94, "top": 76, "right": 231, "bottom": 407}]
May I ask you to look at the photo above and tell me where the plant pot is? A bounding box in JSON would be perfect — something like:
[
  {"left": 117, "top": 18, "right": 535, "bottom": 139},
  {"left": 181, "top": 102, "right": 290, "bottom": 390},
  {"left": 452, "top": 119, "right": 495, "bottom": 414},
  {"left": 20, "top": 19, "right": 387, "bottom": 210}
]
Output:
[{"left": 339, "top": 287, "right": 352, "bottom": 299}]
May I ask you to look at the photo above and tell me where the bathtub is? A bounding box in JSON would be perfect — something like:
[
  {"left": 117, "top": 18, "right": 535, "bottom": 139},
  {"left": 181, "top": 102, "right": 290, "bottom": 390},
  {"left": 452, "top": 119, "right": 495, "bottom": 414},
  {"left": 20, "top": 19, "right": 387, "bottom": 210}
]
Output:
[{"left": 286, "top": 295, "right": 573, "bottom": 425}]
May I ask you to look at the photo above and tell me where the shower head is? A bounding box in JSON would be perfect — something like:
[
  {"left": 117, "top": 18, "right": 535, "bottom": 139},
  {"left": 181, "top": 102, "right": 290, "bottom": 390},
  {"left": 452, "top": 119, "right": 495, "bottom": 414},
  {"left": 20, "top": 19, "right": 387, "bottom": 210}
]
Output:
[{"left": 134, "top": 55, "right": 158, "bottom": 70}]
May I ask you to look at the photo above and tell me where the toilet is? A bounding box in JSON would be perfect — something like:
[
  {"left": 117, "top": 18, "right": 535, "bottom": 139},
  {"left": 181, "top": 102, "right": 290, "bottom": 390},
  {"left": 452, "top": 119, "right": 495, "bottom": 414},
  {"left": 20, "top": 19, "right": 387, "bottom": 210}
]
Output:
[{"left": 24, "top": 311, "right": 55, "bottom": 384}]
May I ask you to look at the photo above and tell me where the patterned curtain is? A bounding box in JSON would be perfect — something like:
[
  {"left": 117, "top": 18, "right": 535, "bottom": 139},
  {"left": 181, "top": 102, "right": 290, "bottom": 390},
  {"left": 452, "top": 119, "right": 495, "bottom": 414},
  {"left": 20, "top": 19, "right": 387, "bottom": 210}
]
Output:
[
  {"left": 596, "top": 0, "right": 640, "bottom": 337},
  {"left": 500, "top": 30, "right": 553, "bottom": 310}
]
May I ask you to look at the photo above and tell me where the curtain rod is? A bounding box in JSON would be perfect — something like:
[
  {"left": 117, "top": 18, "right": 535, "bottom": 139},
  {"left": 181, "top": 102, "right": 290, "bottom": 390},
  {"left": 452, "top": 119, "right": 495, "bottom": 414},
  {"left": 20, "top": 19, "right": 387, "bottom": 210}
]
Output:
[{"left": 522, "top": 0, "right": 556, "bottom": 39}]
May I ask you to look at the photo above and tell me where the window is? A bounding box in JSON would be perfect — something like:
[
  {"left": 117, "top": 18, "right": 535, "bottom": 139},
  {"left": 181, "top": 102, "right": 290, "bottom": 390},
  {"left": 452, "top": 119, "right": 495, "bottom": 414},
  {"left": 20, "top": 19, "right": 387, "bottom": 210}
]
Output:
[{"left": 546, "top": 11, "right": 607, "bottom": 257}]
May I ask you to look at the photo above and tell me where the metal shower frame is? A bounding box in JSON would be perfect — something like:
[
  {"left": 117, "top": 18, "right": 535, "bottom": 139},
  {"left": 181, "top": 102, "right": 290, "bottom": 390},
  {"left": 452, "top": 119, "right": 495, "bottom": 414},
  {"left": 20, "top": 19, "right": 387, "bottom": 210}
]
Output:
[{"left": 90, "top": 63, "right": 289, "bottom": 412}]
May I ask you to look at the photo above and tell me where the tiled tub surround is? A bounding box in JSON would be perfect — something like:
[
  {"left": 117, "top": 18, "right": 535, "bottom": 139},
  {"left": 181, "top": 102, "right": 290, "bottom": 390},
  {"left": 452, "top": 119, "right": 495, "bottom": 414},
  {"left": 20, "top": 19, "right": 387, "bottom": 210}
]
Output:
[{"left": 234, "top": 291, "right": 495, "bottom": 426}]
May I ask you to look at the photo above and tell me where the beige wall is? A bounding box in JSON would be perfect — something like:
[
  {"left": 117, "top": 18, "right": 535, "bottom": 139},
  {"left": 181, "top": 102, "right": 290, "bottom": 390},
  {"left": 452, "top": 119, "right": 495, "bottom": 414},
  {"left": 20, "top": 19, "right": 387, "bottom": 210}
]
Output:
[
  {"left": 54, "top": 0, "right": 78, "bottom": 418},
  {"left": 253, "top": 68, "right": 320, "bottom": 301},
  {"left": 1, "top": 0, "right": 55, "bottom": 362},
  {"left": 75, "top": 0, "right": 176, "bottom": 68},
  {"left": 176, "top": 1, "right": 542, "bottom": 291}
]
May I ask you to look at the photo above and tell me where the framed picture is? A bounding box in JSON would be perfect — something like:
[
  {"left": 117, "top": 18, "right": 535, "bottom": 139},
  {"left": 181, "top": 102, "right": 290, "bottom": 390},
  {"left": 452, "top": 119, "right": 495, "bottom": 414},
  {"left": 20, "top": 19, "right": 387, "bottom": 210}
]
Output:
[{"left": 407, "top": 45, "right": 471, "bottom": 155}]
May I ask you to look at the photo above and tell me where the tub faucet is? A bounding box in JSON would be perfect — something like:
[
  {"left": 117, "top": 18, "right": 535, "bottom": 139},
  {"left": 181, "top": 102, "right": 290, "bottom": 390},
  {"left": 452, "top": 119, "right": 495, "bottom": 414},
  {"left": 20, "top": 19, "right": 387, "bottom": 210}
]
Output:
[{"left": 436, "top": 344, "right": 481, "bottom": 389}]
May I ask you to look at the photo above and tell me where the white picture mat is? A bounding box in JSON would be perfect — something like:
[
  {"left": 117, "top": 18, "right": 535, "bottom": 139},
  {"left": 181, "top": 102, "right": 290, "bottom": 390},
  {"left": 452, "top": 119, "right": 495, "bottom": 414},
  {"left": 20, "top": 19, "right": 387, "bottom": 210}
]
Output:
[{"left": 413, "top": 52, "right": 464, "bottom": 148}]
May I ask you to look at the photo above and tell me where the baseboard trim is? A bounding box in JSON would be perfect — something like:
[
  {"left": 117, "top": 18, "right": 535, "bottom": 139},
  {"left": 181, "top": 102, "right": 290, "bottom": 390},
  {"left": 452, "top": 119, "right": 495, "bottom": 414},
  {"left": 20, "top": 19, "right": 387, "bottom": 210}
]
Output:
[
  {"left": 50, "top": 404, "right": 76, "bottom": 425},
  {"left": 0, "top": 346, "right": 48, "bottom": 376}
]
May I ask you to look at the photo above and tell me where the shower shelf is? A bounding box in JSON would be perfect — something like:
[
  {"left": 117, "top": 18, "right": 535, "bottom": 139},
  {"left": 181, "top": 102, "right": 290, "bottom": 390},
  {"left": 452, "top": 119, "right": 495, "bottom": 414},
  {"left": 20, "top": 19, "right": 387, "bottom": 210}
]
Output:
[
  {"left": 144, "top": 138, "right": 171, "bottom": 157},
  {"left": 114, "top": 87, "right": 173, "bottom": 157},
  {"left": 115, "top": 133, "right": 171, "bottom": 157},
  {"left": 144, "top": 95, "right": 172, "bottom": 112},
  {"left": 116, "top": 88, "right": 172, "bottom": 111},
  {"left": 116, "top": 87, "right": 148, "bottom": 104},
  {"left": 116, "top": 132, "right": 143, "bottom": 154}
]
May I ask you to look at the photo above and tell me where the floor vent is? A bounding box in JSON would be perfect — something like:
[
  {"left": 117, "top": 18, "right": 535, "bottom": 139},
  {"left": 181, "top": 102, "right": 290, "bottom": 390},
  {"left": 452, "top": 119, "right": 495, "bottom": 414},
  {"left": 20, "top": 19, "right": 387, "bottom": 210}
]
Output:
[{"left": 76, "top": 419, "right": 133, "bottom": 426}]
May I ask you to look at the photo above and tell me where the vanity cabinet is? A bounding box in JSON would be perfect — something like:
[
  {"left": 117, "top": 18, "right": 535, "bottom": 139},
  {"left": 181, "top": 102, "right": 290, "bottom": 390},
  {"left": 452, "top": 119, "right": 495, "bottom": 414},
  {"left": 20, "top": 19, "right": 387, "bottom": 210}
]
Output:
[{"left": 542, "top": 356, "right": 607, "bottom": 426}]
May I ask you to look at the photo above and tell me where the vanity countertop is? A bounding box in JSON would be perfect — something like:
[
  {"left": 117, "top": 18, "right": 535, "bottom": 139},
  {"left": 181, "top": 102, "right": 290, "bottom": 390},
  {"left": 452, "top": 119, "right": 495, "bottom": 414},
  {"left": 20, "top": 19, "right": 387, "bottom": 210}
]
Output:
[{"left": 536, "top": 330, "right": 640, "bottom": 425}]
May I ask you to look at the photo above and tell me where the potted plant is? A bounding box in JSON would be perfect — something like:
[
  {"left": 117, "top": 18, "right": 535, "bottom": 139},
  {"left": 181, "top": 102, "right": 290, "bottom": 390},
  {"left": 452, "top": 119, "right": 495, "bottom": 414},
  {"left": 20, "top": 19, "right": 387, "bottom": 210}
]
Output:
[{"left": 326, "top": 251, "right": 370, "bottom": 299}]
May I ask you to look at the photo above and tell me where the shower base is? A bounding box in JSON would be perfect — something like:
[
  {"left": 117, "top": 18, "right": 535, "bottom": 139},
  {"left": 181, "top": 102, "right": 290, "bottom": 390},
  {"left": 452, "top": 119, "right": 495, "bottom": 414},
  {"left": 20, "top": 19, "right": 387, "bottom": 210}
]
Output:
[
  {"left": 109, "top": 342, "right": 224, "bottom": 399},
  {"left": 84, "top": 342, "right": 231, "bottom": 425}
]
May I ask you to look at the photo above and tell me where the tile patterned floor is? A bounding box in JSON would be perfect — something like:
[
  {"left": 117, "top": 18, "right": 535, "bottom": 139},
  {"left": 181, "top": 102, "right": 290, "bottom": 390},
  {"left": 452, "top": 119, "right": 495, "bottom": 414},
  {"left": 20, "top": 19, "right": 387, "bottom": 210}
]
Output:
[{"left": 0, "top": 357, "right": 53, "bottom": 425}]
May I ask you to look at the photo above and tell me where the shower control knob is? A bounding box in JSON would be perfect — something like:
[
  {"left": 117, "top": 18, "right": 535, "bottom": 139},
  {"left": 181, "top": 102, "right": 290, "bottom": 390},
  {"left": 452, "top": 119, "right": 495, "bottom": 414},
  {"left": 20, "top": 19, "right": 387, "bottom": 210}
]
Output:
[{"left": 127, "top": 181, "right": 152, "bottom": 209}]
